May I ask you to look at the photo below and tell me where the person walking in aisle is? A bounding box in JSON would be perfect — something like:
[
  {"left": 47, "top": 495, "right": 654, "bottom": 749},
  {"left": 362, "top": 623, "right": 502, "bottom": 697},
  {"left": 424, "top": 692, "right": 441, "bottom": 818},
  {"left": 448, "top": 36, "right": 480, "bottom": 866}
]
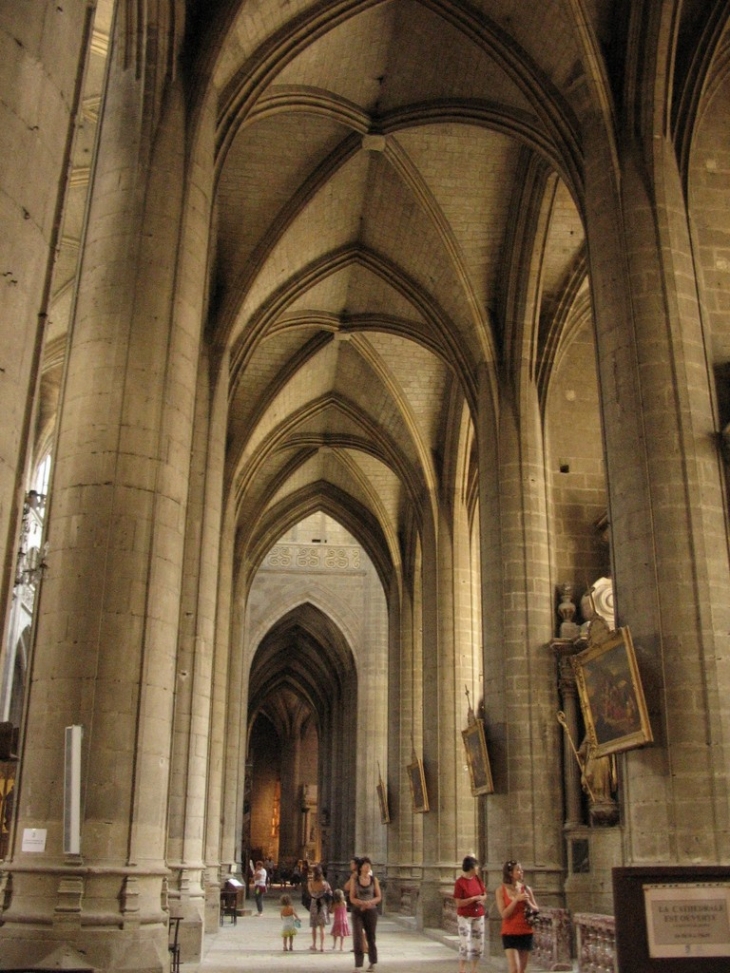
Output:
[
  {"left": 453, "top": 855, "right": 488, "bottom": 973},
  {"left": 253, "top": 860, "right": 267, "bottom": 916},
  {"left": 307, "top": 864, "right": 332, "bottom": 952},
  {"left": 495, "top": 860, "right": 539, "bottom": 973},
  {"left": 349, "top": 856, "right": 381, "bottom": 972}
]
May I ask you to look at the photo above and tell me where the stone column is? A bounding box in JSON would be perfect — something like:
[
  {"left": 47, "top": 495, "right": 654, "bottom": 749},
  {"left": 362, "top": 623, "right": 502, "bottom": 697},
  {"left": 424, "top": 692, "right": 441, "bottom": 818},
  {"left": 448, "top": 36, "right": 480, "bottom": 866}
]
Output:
[
  {"left": 0, "top": 1, "right": 92, "bottom": 659},
  {"left": 353, "top": 559, "right": 389, "bottom": 862},
  {"left": 585, "top": 119, "right": 730, "bottom": 867},
  {"left": 484, "top": 379, "right": 563, "bottom": 899},
  {"left": 333, "top": 636, "right": 358, "bottom": 867},
  {"left": 278, "top": 716, "right": 304, "bottom": 860},
  {"left": 475, "top": 363, "right": 504, "bottom": 902},
  {"left": 384, "top": 574, "right": 402, "bottom": 888},
  {"left": 203, "top": 354, "right": 235, "bottom": 931},
  {"left": 438, "top": 441, "right": 481, "bottom": 853},
  {"left": 216, "top": 500, "right": 244, "bottom": 877},
  {"left": 0, "top": 5, "right": 193, "bottom": 970},
  {"left": 417, "top": 425, "right": 482, "bottom": 927},
  {"left": 391, "top": 541, "right": 421, "bottom": 913},
  {"left": 553, "top": 641, "right": 583, "bottom": 829},
  {"left": 167, "top": 343, "right": 225, "bottom": 960},
  {"left": 418, "top": 509, "right": 441, "bottom": 927}
]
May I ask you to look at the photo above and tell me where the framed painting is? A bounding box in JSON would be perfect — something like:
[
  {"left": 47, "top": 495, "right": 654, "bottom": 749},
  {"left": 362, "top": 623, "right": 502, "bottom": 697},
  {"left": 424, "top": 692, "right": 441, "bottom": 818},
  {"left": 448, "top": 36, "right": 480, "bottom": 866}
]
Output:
[
  {"left": 0, "top": 760, "right": 16, "bottom": 860},
  {"left": 461, "top": 719, "right": 494, "bottom": 796},
  {"left": 407, "top": 757, "right": 429, "bottom": 812},
  {"left": 571, "top": 625, "right": 653, "bottom": 758},
  {"left": 376, "top": 778, "right": 390, "bottom": 824}
]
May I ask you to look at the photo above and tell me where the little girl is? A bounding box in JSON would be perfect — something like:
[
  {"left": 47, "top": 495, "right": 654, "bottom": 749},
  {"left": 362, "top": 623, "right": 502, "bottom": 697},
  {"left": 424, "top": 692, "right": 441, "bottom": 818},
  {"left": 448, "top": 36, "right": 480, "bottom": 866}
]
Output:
[
  {"left": 280, "top": 893, "right": 300, "bottom": 951},
  {"left": 330, "top": 888, "right": 350, "bottom": 951}
]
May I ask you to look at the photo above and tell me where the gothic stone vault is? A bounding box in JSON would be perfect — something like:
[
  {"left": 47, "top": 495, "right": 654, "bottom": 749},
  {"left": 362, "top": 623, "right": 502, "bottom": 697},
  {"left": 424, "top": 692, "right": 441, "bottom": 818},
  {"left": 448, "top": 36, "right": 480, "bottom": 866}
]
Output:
[{"left": 0, "top": 2, "right": 729, "bottom": 970}]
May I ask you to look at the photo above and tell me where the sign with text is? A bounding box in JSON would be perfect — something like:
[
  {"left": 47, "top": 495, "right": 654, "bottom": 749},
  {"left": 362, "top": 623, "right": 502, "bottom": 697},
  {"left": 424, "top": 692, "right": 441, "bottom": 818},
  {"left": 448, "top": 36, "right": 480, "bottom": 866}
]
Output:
[
  {"left": 21, "top": 828, "right": 47, "bottom": 852},
  {"left": 644, "top": 883, "right": 730, "bottom": 958}
]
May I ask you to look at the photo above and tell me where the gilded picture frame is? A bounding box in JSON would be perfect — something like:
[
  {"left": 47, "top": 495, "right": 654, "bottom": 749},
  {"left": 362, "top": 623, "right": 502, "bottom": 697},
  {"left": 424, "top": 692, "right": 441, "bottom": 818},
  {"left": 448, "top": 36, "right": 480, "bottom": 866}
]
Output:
[
  {"left": 461, "top": 719, "right": 494, "bottom": 796},
  {"left": 407, "top": 757, "right": 429, "bottom": 812},
  {"left": 0, "top": 760, "right": 17, "bottom": 860},
  {"left": 571, "top": 625, "right": 653, "bottom": 758},
  {"left": 376, "top": 778, "right": 390, "bottom": 824}
]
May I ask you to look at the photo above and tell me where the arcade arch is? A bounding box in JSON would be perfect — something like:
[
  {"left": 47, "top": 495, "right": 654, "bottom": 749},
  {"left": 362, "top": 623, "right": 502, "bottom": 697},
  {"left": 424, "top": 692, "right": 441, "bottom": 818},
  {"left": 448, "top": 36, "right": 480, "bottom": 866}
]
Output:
[{"left": 244, "top": 514, "right": 389, "bottom": 873}]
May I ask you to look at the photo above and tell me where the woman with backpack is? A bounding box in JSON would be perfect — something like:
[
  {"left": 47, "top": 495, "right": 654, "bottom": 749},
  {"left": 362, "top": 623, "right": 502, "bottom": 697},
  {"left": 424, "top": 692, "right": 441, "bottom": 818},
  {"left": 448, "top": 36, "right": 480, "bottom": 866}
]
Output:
[{"left": 307, "top": 864, "right": 333, "bottom": 951}]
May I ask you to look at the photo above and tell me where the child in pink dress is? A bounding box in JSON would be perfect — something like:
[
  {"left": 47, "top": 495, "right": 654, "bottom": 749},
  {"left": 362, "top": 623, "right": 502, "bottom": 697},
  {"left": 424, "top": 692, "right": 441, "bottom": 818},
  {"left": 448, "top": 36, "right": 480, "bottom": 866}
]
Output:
[{"left": 330, "top": 889, "right": 350, "bottom": 951}]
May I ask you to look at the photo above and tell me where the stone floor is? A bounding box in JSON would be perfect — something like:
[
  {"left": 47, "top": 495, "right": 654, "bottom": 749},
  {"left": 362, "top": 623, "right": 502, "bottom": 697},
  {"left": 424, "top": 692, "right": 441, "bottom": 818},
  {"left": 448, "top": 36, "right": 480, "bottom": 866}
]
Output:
[{"left": 190, "top": 910, "right": 556, "bottom": 973}]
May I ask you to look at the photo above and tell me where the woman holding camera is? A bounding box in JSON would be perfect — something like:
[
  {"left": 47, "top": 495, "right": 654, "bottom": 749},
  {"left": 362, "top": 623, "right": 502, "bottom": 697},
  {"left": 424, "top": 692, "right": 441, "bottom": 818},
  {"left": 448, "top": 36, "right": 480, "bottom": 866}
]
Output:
[{"left": 495, "top": 860, "right": 539, "bottom": 973}]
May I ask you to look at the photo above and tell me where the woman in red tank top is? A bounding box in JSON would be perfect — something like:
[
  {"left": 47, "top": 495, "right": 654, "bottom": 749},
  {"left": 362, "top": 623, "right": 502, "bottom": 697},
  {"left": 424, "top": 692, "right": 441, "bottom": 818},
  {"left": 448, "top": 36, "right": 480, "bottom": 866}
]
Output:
[{"left": 495, "top": 860, "right": 539, "bottom": 973}]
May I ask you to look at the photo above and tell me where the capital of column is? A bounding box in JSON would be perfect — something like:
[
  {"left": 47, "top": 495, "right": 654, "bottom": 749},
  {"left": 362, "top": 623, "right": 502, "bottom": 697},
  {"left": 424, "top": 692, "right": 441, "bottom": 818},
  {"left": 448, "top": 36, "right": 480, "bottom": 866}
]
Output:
[{"left": 551, "top": 638, "right": 584, "bottom": 693}]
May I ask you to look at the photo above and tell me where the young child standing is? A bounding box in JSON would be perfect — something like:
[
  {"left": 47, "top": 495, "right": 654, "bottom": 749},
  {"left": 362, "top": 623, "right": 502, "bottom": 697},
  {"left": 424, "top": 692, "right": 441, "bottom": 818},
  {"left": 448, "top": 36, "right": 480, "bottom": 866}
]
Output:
[
  {"left": 280, "top": 893, "right": 300, "bottom": 951},
  {"left": 330, "top": 888, "right": 350, "bottom": 951}
]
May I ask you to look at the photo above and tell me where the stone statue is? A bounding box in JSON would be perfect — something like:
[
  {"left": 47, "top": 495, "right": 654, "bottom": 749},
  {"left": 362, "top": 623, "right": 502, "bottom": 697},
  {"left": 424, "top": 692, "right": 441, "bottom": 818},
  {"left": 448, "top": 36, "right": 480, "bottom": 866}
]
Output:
[{"left": 577, "top": 735, "right": 618, "bottom": 826}]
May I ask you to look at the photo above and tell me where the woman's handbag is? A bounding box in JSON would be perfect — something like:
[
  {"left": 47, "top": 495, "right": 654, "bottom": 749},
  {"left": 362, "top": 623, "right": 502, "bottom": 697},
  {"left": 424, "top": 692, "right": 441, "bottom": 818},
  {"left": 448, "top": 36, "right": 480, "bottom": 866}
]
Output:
[{"left": 524, "top": 905, "right": 540, "bottom": 926}]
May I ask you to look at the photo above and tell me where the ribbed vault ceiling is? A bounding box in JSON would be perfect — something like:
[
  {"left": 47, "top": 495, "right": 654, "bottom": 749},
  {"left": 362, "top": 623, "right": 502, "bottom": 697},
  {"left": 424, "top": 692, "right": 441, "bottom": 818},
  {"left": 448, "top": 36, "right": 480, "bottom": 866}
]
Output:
[
  {"left": 46, "top": 0, "right": 730, "bottom": 624},
  {"left": 210, "top": 0, "right": 593, "bottom": 590},
  {"left": 249, "top": 604, "right": 356, "bottom": 735}
]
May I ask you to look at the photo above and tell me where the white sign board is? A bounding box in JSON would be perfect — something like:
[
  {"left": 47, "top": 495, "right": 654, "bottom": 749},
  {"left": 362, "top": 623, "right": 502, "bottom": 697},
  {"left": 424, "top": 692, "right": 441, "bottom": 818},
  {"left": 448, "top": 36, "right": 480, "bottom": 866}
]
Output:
[
  {"left": 644, "top": 883, "right": 730, "bottom": 958},
  {"left": 21, "top": 828, "right": 47, "bottom": 852}
]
